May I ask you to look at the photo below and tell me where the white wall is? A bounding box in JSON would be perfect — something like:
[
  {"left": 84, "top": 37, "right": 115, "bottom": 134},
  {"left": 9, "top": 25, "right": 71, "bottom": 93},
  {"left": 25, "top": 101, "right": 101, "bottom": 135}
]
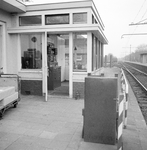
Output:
[
  {"left": 0, "top": 9, "right": 12, "bottom": 73},
  {"left": 0, "top": 9, "right": 11, "bottom": 27},
  {"left": 7, "top": 34, "right": 19, "bottom": 74}
]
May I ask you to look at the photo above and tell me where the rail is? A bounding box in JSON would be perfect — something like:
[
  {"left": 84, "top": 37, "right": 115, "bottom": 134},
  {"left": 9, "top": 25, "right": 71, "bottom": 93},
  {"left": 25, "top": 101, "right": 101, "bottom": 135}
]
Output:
[{"left": 120, "top": 62, "right": 147, "bottom": 92}]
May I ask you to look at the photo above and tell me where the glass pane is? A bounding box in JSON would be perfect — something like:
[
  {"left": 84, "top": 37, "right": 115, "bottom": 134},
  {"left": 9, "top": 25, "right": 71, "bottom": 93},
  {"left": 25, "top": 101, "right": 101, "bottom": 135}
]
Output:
[
  {"left": 45, "top": 14, "right": 69, "bottom": 25},
  {"left": 19, "top": 16, "right": 41, "bottom": 26},
  {"left": 73, "top": 33, "right": 87, "bottom": 72},
  {"left": 73, "top": 13, "right": 87, "bottom": 24},
  {"left": 92, "top": 15, "right": 95, "bottom": 24},
  {"left": 20, "top": 33, "right": 42, "bottom": 69},
  {"left": 92, "top": 35, "right": 96, "bottom": 71}
]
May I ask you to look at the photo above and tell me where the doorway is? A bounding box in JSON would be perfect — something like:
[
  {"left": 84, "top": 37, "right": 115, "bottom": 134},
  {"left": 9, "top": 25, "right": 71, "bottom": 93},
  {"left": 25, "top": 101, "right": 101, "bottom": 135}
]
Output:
[{"left": 47, "top": 33, "right": 69, "bottom": 96}]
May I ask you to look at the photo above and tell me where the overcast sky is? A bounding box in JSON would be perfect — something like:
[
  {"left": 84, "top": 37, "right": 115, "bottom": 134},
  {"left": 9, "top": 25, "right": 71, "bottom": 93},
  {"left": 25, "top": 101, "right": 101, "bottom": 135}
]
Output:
[{"left": 27, "top": 0, "right": 147, "bottom": 58}]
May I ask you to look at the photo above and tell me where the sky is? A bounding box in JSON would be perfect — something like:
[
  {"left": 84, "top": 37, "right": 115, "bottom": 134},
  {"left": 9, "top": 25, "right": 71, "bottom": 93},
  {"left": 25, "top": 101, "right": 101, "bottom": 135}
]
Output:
[{"left": 25, "top": 0, "right": 147, "bottom": 58}]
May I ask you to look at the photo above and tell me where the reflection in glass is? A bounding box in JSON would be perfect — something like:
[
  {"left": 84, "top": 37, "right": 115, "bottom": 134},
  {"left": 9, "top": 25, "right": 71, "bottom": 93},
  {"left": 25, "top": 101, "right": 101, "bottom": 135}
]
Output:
[
  {"left": 19, "top": 16, "right": 41, "bottom": 26},
  {"left": 73, "top": 13, "right": 87, "bottom": 24},
  {"left": 45, "top": 14, "right": 69, "bottom": 25},
  {"left": 73, "top": 33, "right": 87, "bottom": 72},
  {"left": 20, "top": 33, "right": 42, "bottom": 69}
]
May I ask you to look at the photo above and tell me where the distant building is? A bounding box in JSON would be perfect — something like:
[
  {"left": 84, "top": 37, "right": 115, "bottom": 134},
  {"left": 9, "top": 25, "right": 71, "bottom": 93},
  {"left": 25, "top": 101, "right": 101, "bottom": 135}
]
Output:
[
  {"left": 140, "top": 52, "right": 147, "bottom": 64},
  {"left": 0, "top": 0, "right": 108, "bottom": 98}
]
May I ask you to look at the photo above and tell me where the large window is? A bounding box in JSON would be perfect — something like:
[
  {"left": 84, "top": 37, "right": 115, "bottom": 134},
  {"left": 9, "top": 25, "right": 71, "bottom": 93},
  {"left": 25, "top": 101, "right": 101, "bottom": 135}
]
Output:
[
  {"left": 20, "top": 33, "right": 42, "bottom": 69},
  {"left": 19, "top": 16, "right": 42, "bottom": 26},
  {"left": 73, "top": 13, "right": 87, "bottom": 24},
  {"left": 73, "top": 33, "right": 87, "bottom": 72},
  {"left": 45, "top": 14, "right": 69, "bottom": 25}
]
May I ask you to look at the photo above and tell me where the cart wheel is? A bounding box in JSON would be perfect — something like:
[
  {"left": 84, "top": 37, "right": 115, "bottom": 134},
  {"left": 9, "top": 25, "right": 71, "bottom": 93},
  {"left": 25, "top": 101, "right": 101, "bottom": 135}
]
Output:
[
  {"left": 0, "top": 115, "right": 3, "bottom": 119},
  {"left": 82, "top": 127, "right": 84, "bottom": 138},
  {"left": 0, "top": 111, "right": 3, "bottom": 119},
  {"left": 14, "top": 102, "right": 18, "bottom": 108}
]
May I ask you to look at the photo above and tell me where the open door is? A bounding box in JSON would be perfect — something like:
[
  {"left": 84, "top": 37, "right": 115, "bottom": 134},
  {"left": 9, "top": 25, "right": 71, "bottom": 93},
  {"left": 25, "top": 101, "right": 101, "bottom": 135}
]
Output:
[{"left": 47, "top": 33, "right": 69, "bottom": 97}]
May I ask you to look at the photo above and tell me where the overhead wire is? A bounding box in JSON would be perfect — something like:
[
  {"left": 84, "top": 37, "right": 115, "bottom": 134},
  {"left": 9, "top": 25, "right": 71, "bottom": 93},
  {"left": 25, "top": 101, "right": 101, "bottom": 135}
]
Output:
[
  {"left": 124, "top": 0, "right": 147, "bottom": 49},
  {"left": 137, "top": 18, "right": 147, "bottom": 23},
  {"left": 132, "top": 0, "right": 146, "bottom": 22}
]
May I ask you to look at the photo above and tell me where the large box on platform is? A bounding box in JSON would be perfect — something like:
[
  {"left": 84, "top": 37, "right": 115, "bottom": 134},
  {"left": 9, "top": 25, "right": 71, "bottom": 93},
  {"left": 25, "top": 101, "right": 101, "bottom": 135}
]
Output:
[{"left": 83, "top": 77, "right": 117, "bottom": 145}]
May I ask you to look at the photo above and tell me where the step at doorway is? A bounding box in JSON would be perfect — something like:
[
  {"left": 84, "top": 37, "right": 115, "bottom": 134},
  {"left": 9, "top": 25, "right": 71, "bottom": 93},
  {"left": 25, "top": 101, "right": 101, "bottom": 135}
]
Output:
[{"left": 49, "top": 81, "right": 69, "bottom": 96}]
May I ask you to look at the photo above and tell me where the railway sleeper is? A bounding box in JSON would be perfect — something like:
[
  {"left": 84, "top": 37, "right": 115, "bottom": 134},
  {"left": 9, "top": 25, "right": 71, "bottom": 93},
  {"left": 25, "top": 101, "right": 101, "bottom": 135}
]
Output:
[
  {"left": 139, "top": 103, "right": 147, "bottom": 107},
  {"left": 142, "top": 112, "right": 147, "bottom": 118},
  {"left": 140, "top": 107, "right": 147, "bottom": 111},
  {"left": 133, "top": 90, "right": 145, "bottom": 94},
  {"left": 138, "top": 98, "right": 147, "bottom": 101},
  {"left": 133, "top": 87, "right": 140, "bottom": 89},
  {"left": 135, "top": 93, "right": 146, "bottom": 97},
  {"left": 138, "top": 101, "right": 147, "bottom": 104},
  {"left": 133, "top": 88, "right": 143, "bottom": 92},
  {"left": 136, "top": 96, "right": 147, "bottom": 100},
  {"left": 142, "top": 111, "right": 147, "bottom": 116},
  {"left": 131, "top": 83, "right": 140, "bottom": 87}
]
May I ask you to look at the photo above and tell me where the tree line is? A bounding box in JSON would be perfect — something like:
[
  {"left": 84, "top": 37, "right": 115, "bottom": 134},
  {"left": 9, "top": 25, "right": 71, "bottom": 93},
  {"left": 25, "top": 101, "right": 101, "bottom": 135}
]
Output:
[{"left": 123, "top": 44, "right": 147, "bottom": 62}]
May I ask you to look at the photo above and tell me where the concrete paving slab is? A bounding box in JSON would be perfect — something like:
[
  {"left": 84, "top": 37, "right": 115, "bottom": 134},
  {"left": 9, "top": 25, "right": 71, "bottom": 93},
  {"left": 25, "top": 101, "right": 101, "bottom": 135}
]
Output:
[{"left": 78, "top": 141, "right": 116, "bottom": 150}]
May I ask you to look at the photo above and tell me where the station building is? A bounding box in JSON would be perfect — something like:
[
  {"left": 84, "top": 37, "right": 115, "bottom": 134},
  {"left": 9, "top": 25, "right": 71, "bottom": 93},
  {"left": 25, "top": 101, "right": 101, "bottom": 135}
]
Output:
[{"left": 0, "top": 0, "right": 108, "bottom": 98}]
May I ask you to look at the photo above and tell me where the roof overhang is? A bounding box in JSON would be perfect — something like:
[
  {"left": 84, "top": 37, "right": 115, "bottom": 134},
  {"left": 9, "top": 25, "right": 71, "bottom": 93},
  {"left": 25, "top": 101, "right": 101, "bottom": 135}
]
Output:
[
  {"left": 7, "top": 24, "right": 108, "bottom": 44},
  {"left": 0, "top": 0, "right": 26, "bottom": 13}
]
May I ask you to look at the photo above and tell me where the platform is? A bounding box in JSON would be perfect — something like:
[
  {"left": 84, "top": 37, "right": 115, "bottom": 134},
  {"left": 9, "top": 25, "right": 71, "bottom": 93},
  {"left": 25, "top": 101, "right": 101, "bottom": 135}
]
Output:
[{"left": 0, "top": 67, "right": 147, "bottom": 150}]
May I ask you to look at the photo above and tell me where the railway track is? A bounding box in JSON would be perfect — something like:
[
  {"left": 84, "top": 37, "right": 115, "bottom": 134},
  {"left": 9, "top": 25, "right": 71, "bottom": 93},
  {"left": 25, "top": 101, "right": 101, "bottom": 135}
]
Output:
[{"left": 118, "top": 62, "right": 147, "bottom": 124}]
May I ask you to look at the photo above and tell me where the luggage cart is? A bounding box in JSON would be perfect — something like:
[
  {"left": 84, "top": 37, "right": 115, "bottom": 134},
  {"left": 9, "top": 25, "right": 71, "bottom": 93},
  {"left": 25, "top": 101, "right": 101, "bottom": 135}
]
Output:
[{"left": 0, "top": 74, "right": 21, "bottom": 119}]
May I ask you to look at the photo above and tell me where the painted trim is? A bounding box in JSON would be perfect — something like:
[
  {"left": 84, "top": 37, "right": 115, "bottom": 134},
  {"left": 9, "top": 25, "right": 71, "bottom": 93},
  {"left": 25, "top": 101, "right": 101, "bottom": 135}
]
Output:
[
  {"left": 42, "top": 32, "right": 48, "bottom": 101},
  {"left": 69, "top": 32, "right": 73, "bottom": 98},
  {"left": 44, "top": 32, "right": 48, "bottom": 101},
  {"left": 87, "top": 9, "right": 92, "bottom": 24},
  {"left": 17, "top": 34, "right": 21, "bottom": 71},
  {"left": 26, "top": 1, "right": 92, "bottom": 12},
  {"left": 42, "top": 33, "right": 45, "bottom": 94},
  {"left": 70, "top": 13, "right": 73, "bottom": 25},
  {"left": 87, "top": 32, "right": 92, "bottom": 73},
  {"left": 7, "top": 24, "right": 108, "bottom": 44}
]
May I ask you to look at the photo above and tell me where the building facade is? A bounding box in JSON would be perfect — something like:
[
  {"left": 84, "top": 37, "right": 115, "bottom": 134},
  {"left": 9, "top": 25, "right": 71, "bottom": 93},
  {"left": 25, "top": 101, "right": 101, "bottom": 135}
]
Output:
[{"left": 0, "top": 0, "right": 108, "bottom": 98}]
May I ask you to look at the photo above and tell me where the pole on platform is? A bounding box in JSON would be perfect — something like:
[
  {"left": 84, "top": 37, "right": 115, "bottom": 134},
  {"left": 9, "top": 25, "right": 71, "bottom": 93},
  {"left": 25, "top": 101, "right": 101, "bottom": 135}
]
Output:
[{"left": 117, "top": 94, "right": 124, "bottom": 150}]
